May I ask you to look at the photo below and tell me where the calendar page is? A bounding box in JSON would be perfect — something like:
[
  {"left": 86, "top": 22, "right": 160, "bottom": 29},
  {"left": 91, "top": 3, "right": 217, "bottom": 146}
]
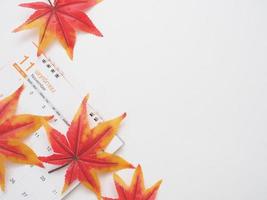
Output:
[{"left": 0, "top": 43, "right": 124, "bottom": 200}]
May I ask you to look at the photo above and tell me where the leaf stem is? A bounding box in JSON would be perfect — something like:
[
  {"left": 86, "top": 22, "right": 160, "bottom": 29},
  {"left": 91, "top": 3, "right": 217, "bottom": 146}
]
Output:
[
  {"left": 48, "top": 163, "right": 69, "bottom": 174},
  {"left": 48, "top": 0, "right": 53, "bottom": 6}
]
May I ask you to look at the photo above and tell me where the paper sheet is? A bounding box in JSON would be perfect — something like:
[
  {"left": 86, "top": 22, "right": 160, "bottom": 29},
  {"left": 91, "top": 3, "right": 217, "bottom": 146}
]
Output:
[{"left": 0, "top": 43, "right": 124, "bottom": 200}]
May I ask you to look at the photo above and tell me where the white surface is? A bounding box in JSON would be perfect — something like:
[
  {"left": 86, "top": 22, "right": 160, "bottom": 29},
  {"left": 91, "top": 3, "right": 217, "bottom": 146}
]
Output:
[{"left": 1, "top": 0, "right": 267, "bottom": 199}]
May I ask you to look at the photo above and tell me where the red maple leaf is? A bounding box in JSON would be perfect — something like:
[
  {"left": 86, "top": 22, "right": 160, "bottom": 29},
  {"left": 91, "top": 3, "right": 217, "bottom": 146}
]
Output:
[
  {"left": 103, "top": 165, "right": 162, "bottom": 200},
  {"left": 39, "top": 95, "right": 133, "bottom": 199},
  {"left": 14, "top": 0, "right": 103, "bottom": 59},
  {"left": 0, "top": 85, "right": 53, "bottom": 190}
]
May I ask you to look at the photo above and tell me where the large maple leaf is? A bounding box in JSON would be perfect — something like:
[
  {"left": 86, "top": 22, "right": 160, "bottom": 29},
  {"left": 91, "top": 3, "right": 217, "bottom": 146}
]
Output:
[
  {"left": 0, "top": 85, "right": 53, "bottom": 190},
  {"left": 14, "top": 0, "right": 103, "bottom": 59},
  {"left": 39, "top": 95, "right": 133, "bottom": 199},
  {"left": 103, "top": 165, "right": 162, "bottom": 200}
]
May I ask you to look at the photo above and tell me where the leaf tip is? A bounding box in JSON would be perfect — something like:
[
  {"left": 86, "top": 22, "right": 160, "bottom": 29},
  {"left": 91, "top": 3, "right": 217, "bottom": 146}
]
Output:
[
  {"left": 96, "top": 0, "right": 104, "bottom": 5},
  {"left": 37, "top": 50, "right": 42, "bottom": 57},
  {"left": 136, "top": 164, "right": 142, "bottom": 171},
  {"left": 39, "top": 163, "right": 45, "bottom": 168},
  {"left": 66, "top": 48, "right": 74, "bottom": 60},
  {"left": 129, "top": 163, "right": 135, "bottom": 169},
  {"left": 84, "top": 94, "right": 90, "bottom": 102},
  {"left": 11, "top": 84, "right": 24, "bottom": 100},
  {"left": 61, "top": 183, "right": 69, "bottom": 194},
  {"left": 36, "top": 160, "right": 45, "bottom": 168},
  {"left": 121, "top": 112, "right": 127, "bottom": 120},
  {"left": 17, "top": 84, "right": 25, "bottom": 94},
  {"left": 0, "top": 175, "right": 5, "bottom": 192},
  {"left": 157, "top": 179, "right": 163, "bottom": 186},
  {"left": 17, "top": 84, "right": 25, "bottom": 93},
  {"left": 37, "top": 47, "right": 44, "bottom": 57},
  {"left": 12, "top": 27, "right": 20, "bottom": 33},
  {"left": 152, "top": 179, "right": 163, "bottom": 194},
  {"left": 96, "top": 190, "right": 102, "bottom": 200},
  {"left": 0, "top": 185, "right": 5, "bottom": 192},
  {"left": 44, "top": 115, "right": 54, "bottom": 121},
  {"left": 18, "top": 3, "right": 28, "bottom": 7}
]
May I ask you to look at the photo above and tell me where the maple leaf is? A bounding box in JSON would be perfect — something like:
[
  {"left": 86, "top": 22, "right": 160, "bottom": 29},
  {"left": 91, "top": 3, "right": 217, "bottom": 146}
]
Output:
[
  {"left": 14, "top": 0, "right": 103, "bottom": 59},
  {"left": 0, "top": 85, "right": 53, "bottom": 191},
  {"left": 39, "top": 95, "right": 133, "bottom": 199},
  {"left": 103, "top": 165, "right": 162, "bottom": 200}
]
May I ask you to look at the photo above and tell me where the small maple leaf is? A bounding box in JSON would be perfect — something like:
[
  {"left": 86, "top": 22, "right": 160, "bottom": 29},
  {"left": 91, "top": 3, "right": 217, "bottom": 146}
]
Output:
[
  {"left": 39, "top": 95, "right": 133, "bottom": 199},
  {"left": 14, "top": 0, "right": 103, "bottom": 59},
  {"left": 103, "top": 165, "right": 162, "bottom": 200},
  {"left": 0, "top": 85, "right": 53, "bottom": 191}
]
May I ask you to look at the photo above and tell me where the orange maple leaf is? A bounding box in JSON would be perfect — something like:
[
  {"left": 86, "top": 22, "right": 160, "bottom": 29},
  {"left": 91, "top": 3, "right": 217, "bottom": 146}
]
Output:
[
  {"left": 103, "top": 165, "right": 162, "bottom": 200},
  {"left": 0, "top": 85, "right": 53, "bottom": 190},
  {"left": 39, "top": 95, "right": 133, "bottom": 199},
  {"left": 14, "top": 0, "right": 103, "bottom": 59}
]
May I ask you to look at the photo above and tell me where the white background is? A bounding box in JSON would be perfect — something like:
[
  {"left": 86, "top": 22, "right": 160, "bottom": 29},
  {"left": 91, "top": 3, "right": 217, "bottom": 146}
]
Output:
[{"left": 1, "top": 0, "right": 267, "bottom": 199}]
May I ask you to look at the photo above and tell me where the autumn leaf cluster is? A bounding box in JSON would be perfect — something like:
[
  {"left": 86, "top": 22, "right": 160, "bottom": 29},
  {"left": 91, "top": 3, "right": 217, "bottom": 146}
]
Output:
[
  {"left": 8, "top": 0, "right": 163, "bottom": 199},
  {"left": 0, "top": 86, "right": 162, "bottom": 200}
]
